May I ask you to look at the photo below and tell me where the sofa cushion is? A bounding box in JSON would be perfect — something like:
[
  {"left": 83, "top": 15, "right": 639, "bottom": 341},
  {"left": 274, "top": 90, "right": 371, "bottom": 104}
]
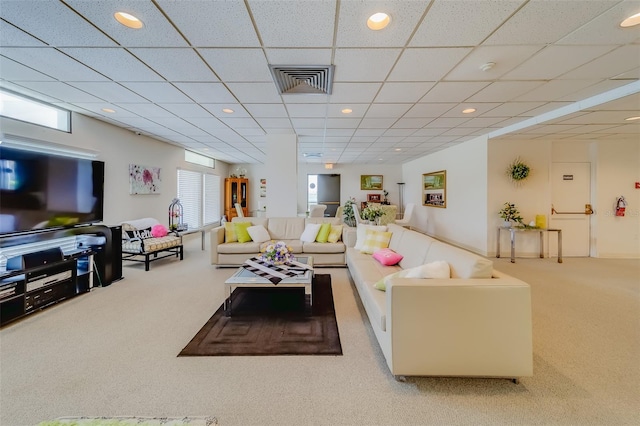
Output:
[
  {"left": 268, "top": 217, "right": 306, "bottom": 240},
  {"left": 372, "top": 248, "right": 403, "bottom": 266},
  {"left": 426, "top": 241, "right": 493, "bottom": 278},
  {"left": 395, "top": 229, "right": 433, "bottom": 270},
  {"left": 303, "top": 241, "right": 345, "bottom": 254},
  {"left": 373, "top": 260, "right": 450, "bottom": 291},
  {"left": 247, "top": 225, "right": 270, "bottom": 243},
  {"left": 234, "top": 222, "right": 253, "bottom": 243},
  {"left": 327, "top": 224, "right": 343, "bottom": 243},
  {"left": 360, "top": 229, "right": 392, "bottom": 254},
  {"left": 300, "top": 223, "right": 322, "bottom": 242},
  {"left": 217, "top": 241, "right": 262, "bottom": 254},
  {"left": 315, "top": 223, "right": 331, "bottom": 243},
  {"left": 354, "top": 224, "right": 387, "bottom": 250},
  {"left": 144, "top": 235, "right": 182, "bottom": 252}
]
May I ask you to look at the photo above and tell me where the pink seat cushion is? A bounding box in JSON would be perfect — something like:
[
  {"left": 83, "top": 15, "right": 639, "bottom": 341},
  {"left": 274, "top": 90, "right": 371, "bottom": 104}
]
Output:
[
  {"left": 151, "top": 224, "right": 168, "bottom": 238},
  {"left": 372, "top": 248, "right": 403, "bottom": 266}
]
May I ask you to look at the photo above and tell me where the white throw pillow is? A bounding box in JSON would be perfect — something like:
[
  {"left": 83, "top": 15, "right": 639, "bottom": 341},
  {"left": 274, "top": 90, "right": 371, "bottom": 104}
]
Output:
[
  {"left": 354, "top": 224, "right": 387, "bottom": 250},
  {"left": 247, "top": 225, "right": 271, "bottom": 243},
  {"left": 374, "top": 260, "right": 450, "bottom": 291},
  {"left": 300, "top": 223, "right": 322, "bottom": 243}
]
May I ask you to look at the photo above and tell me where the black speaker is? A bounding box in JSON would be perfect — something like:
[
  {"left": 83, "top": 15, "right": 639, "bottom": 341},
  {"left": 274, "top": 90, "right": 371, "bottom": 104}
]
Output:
[
  {"left": 7, "top": 247, "right": 64, "bottom": 270},
  {"left": 109, "top": 225, "right": 123, "bottom": 284}
]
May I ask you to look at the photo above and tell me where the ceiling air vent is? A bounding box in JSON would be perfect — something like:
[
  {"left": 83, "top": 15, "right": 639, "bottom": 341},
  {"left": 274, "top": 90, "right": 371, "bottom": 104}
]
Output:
[{"left": 270, "top": 65, "right": 335, "bottom": 95}]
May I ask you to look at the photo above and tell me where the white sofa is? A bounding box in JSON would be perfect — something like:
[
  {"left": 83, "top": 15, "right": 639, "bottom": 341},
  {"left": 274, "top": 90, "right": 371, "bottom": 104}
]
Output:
[
  {"left": 210, "top": 216, "right": 354, "bottom": 267},
  {"left": 347, "top": 223, "right": 533, "bottom": 381}
]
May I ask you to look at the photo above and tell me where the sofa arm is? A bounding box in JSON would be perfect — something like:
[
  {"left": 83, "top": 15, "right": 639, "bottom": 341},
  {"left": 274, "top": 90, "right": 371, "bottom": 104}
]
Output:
[
  {"left": 343, "top": 226, "right": 357, "bottom": 248},
  {"left": 210, "top": 226, "right": 225, "bottom": 265},
  {"left": 385, "top": 276, "right": 533, "bottom": 378}
]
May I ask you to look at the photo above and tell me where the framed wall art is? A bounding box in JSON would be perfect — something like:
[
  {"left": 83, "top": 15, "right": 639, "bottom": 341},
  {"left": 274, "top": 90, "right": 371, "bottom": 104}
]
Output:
[
  {"left": 422, "top": 170, "right": 446, "bottom": 208},
  {"left": 367, "top": 193, "right": 382, "bottom": 203},
  {"left": 361, "top": 174, "right": 383, "bottom": 190},
  {"left": 129, "top": 164, "right": 161, "bottom": 194}
]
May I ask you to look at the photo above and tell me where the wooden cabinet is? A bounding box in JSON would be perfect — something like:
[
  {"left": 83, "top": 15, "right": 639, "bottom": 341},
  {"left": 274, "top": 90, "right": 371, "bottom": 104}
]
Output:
[{"left": 224, "top": 178, "right": 249, "bottom": 219}]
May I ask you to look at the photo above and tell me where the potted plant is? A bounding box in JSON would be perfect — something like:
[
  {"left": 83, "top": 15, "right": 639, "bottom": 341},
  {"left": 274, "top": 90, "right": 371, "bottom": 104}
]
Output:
[
  {"left": 343, "top": 197, "right": 356, "bottom": 227},
  {"left": 507, "top": 157, "right": 531, "bottom": 184},
  {"left": 362, "top": 204, "right": 385, "bottom": 224},
  {"left": 499, "top": 202, "right": 523, "bottom": 227}
]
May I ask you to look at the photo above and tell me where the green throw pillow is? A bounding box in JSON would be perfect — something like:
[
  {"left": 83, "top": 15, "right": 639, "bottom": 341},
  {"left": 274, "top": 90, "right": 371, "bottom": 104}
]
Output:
[
  {"left": 315, "top": 223, "right": 332, "bottom": 243},
  {"left": 327, "top": 225, "right": 343, "bottom": 243},
  {"left": 234, "top": 222, "right": 253, "bottom": 243},
  {"left": 224, "top": 222, "right": 238, "bottom": 242}
]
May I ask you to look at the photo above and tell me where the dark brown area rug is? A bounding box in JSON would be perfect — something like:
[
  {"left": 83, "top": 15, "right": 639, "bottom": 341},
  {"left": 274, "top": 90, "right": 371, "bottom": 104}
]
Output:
[{"left": 179, "top": 274, "right": 342, "bottom": 356}]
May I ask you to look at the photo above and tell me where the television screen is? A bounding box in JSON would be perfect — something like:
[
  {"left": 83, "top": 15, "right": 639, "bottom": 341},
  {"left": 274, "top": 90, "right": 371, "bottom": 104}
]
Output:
[{"left": 0, "top": 147, "right": 105, "bottom": 235}]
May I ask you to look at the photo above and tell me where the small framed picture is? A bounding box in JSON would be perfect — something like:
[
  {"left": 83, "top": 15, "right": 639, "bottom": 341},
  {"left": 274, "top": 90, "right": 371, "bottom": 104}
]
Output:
[
  {"left": 367, "top": 193, "right": 382, "bottom": 203},
  {"left": 361, "top": 175, "right": 383, "bottom": 190},
  {"left": 423, "top": 170, "right": 446, "bottom": 208}
]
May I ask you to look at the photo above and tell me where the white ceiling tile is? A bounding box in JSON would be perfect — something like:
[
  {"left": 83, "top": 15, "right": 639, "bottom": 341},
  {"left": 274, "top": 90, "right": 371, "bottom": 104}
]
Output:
[
  {"left": 249, "top": 1, "right": 336, "bottom": 47},
  {"left": 411, "top": 0, "right": 524, "bottom": 47},
  {"left": 559, "top": 1, "right": 640, "bottom": 45},
  {"left": 445, "top": 45, "right": 545, "bottom": 81},
  {"left": 129, "top": 48, "right": 218, "bottom": 82},
  {"left": 476, "top": 102, "right": 543, "bottom": 118},
  {"left": 181, "top": 117, "right": 227, "bottom": 132},
  {"left": 443, "top": 102, "right": 502, "bottom": 117},
  {"left": 12, "top": 81, "right": 102, "bottom": 103},
  {"left": 226, "top": 83, "right": 281, "bottom": 103},
  {"left": 157, "top": 0, "right": 259, "bottom": 47},
  {"left": 201, "top": 104, "right": 251, "bottom": 118},
  {"left": 70, "top": 103, "right": 139, "bottom": 118},
  {"left": 120, "top": 82, "right": 193, "bottom": 103},
  {"left": 236, "top": 128, "right": 266, "bottom": 137},
  {"left": 0, "top": 82, "right": 59, "bottom": 104},
  {"left": 60, "top": 48, "right": 163, "bottom": 82},
  {"left": 0, "top": 20, "right": 46, "bottom": 47},
  {"left": 65, "top": 0, "right": 187, "bottom": 47},
  {"left": 264, "top": 49, "right": 332, "bottom": 65},
  {"left": 389, "top": 48, "right": 472, "bottom": 81},
  {"left": 198, "top": 49, "right": 271, "bottom": 82},
  {"left": 329, "top": 83, "right": 382, "bottom": 103},
  {"left": 244, "top": 103, "right": 288, "bottom": 118},
  {"left": 333, "top": 49, "right": 402, "bottom": 81},
  {"left": 426, "top": 117, "right": 471, "bottom": 128},
  {"left": 364, "top": 104, "right": 412, "bottom": 119},
  {"left": 484, "top": 0, "right": 615, "bottom": 45},
  {"left": 458, "top": 117, "right": 510, "bottom": 128},
  {"left": 216, "top": 117, "right": 260, "bottom": 129},
  {"left": 173, "top": 83, "right": 236, "bottom": 104},
  {"left": 560, "top": 46, "right": 640, "bottom": 80},
  {"left": 0, "top": 57, "right": 55, "bottom": 81},
  {"left": 115, "top": 103, "right": 176, "bottom": 118},
  {"left": 256, "top": 118, "right": 293, "bottom": 129},
  {"left": 420, "top": 82, "right": 490, "bottom": 103},
  {"left": 0, "top": 0, "right": 116, "bottom": 47},
  {"left": 467, "top": 81, "right": 545, "bottom": 103},
  {"left": 405, "top": 103, "right": 457, "bottom": 117},
  {"left": 326, "top": 118, "right": 361, "bottom": 128},
  {"left": 503, "top": 45, "right": 617, "bottom": 80},
  {"left": 158, "top": 103, "right": 214, "bottom": 118},
  {"left": 291, "top": 118, "right": 326, "bottom": 128},
  {"left": 286, "top": 104, "right": 330, "bottom": 118},
  {"left": 392, "top": 118, "right": 433, "bottom": 129},
  {"left": 375, "top": 82, "right": 435, "bottom": 103},
  {"left": 410, "top": 128, "right": 447, "bottom": 137},
  {"left": 327, "top": 104, "right": 368, "bottom": 118},
  {"left": 383, "top": 129, "right": 415, "bottom": 137},
  {"left": 282, "top": 94, "right": 329, "bottom": 104},
  {"left": 67, "top": 82, "right": 148, "bottom": 103},
  {"left": 358, "top": 118, "right": 398, "bottom": 128},
  {"left": 336, "top": 0, "right": 428, "bottom": 47},
  {"left": 513, "top": 80, "right": 603, "bottom": 102},
  {"left": 1, "top": 48, "right": 109, "bottom": 82}
]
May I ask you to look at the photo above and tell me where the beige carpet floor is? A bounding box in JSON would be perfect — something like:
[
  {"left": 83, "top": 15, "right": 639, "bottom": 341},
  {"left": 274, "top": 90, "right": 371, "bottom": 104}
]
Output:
[{"left": 1, "top": 236, "right": 638, "bottom": 426}]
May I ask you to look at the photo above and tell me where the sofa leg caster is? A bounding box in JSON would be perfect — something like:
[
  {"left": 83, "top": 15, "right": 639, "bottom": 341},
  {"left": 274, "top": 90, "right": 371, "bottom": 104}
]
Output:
[
  {"left": 512, "top": 378, "right": 520, "bottom": 384},
  {"left": 394, "top": 375, "right": 407, "bottom": 382}
]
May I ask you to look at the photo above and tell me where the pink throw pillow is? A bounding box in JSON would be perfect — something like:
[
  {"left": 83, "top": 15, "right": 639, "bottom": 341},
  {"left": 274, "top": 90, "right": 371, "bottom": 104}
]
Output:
[
  {"left": 372, "top": 248, "right": 403, "bottom": 266},
  {"left": 151, "top": 224, "right": 168, "bottom": 238}
]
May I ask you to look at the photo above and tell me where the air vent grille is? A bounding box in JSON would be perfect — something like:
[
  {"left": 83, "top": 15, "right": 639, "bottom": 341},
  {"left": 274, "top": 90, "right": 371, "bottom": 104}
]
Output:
[{"left": 270, "top": 65, "right": 335, "bottom": 95}]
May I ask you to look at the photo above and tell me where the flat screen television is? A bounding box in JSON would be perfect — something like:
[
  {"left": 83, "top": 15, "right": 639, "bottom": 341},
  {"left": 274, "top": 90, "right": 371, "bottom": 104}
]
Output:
[{"left": 0, "top": 146, "right": 105, "bottom": 236}]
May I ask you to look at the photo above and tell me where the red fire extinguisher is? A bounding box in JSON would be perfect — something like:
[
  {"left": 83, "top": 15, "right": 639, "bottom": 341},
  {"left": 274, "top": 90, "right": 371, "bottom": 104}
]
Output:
[{"left": 615, "top": 196, "right": 627, "bottom": 217}]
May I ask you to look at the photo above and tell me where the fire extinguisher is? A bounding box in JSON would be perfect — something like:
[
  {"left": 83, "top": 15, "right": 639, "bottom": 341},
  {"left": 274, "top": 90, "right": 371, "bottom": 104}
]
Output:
[{"left": 615, "top": 196, "right": 627, "bottom": 217}]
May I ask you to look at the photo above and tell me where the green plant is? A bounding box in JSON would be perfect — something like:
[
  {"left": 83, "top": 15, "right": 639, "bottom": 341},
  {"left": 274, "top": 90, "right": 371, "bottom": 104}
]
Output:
[
  {"left": 362, "top": 204, "right": 384, "bottom": 221},
  {"left": 507, "top": 157, "right": 531, "bottom": 182},
  {"left": 343, "top": 197, "right": 356, "bottom": 227},
  {"left": 499, "top": 202, "right": 523, "bottom": 223}
]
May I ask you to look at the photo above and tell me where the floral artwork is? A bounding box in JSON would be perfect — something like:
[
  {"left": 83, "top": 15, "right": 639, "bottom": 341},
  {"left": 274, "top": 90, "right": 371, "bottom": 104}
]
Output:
[{"left": 129, "top": 164, "right": 161, "bottom": 194}]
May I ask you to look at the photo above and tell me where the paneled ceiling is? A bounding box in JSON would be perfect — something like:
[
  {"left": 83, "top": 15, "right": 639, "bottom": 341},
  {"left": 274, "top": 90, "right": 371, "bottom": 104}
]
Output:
[{"left": 1, "top": 0, "right": 639, "bottom": 165}]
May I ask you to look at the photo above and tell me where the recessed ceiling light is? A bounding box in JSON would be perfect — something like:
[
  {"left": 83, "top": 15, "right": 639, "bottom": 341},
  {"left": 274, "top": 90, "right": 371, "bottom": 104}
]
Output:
[
  {"left": 625, "top": 116, "right": 640, "bottom": 121},
  {"left": 222, "top": 108, "right": 234, "bottom": 114},
  {"left": 341, "top": 108, "right": 353, "bottom": 114},
  {"left": 394, "top": 148, "right": 401, "bottom": 151},
  {"left": 102, "top": 108, "right": 115, "bottom": 113},
  {"left": 367, "top": 12, "right": 391, "bottom": 30},
  {"left": 620, "top": 12, "right": 640, "bottom": 27},
  {"left": 114, "top": 12, "right": 143, "bottom": 29},
  {"left": 479, "top": 62, "right": 496, "bottom": 72},
  {"left": 462, "top": 108, "right": 477, "bottom": 114}
]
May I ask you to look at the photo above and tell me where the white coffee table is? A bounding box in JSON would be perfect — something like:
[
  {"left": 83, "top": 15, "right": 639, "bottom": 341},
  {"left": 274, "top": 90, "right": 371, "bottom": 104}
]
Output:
[{"left": 224, "top": 256, "right": 314, "bottom": 316}]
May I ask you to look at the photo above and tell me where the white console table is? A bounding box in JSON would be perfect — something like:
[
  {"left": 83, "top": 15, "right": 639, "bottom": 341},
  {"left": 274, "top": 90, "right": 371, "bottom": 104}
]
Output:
[{"left": 496, "top": 227, "right": 563, "bottom": 263}]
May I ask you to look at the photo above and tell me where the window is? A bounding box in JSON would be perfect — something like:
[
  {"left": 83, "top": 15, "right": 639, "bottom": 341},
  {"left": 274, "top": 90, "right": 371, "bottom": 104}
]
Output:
[
  {"left": 177, "top": 169, "right": 220, "bottom": 229},
  {"left": 0, "top": 89, "right": 71, "bottom": 132},
  {"left": 185, "top": 150, "right": 215, "bottom": 168}
]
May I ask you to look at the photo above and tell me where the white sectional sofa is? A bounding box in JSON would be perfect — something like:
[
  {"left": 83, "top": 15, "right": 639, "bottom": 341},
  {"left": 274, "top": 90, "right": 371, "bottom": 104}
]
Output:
[
  {"left": 210, "top": 216, "right": 354, "bottom": 267},
  {"left": 347, "top": 223, "right": 533, "bottom": 381}
]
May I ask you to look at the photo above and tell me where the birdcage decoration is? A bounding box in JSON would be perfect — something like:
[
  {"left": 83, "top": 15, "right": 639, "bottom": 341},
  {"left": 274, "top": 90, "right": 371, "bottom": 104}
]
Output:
[{"left": 168, "top": 198, "right": 184, "bottom": 231}]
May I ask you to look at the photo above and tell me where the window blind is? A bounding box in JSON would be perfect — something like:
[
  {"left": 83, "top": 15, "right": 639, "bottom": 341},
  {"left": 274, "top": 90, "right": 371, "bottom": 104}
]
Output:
[{"left": 177, "top": 169, "right": 220, "bottom": 229}]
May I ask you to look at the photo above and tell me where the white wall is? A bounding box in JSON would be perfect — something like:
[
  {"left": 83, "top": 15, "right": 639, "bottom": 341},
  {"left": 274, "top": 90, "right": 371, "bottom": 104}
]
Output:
[
  {"left": 1, "top": 113, "right": 229, "bottom": 226},
  {"left": 402, "top": 136, "right": 489, "bottom": 254}
]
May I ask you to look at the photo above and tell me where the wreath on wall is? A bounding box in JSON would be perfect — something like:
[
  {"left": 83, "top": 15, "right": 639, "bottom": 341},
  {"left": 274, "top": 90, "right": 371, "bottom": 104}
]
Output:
[{"left": 507, "top": 157, "right": 531, "bottom": 183}]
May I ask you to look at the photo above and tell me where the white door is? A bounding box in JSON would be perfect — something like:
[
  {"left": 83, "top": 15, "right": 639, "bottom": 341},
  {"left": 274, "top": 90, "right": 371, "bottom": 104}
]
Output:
[{"left": 549, "top": 162, "right": 591, "bottom": 257}]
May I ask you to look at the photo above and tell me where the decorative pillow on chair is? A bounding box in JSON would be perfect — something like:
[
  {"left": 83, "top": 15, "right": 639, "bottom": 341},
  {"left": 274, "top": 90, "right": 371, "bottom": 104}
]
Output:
[
  {"left": 125, "top": 227, "right": 153, "bottom": 240},
  {"left": 360, "top": 229, "right": 392, "bottom": 254},
  {"left": 247, "top": 225, "right": 271, "bottom": 243},
  {"left": 224, "top": 222, "right": 238, "bottom": 242},
  {"left": 151, "top": 224, "right": 168, "bottom": 238},
  {"left": 327, "top": 225, "right": 343, "bottom": 243},
  {"left": 354, "top": 225, "right": 387, "bottom": 250},
  {"left": 300, "top": 223, "right": 322, "bottom": 243},
  {"left": 372, "top": 248, "right": 403, "bottom": 266},
  {"left": 234, "top": 222, "right": 253, "bottom": 243},
  {"left": 315, "top": 223, "right": 332, "bottom": 243}
]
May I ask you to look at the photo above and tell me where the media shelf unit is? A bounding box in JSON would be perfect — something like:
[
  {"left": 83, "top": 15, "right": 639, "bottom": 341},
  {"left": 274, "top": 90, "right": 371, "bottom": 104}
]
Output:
[{"left": 0, "top": 225, "right": 123, "bottom": 326}]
